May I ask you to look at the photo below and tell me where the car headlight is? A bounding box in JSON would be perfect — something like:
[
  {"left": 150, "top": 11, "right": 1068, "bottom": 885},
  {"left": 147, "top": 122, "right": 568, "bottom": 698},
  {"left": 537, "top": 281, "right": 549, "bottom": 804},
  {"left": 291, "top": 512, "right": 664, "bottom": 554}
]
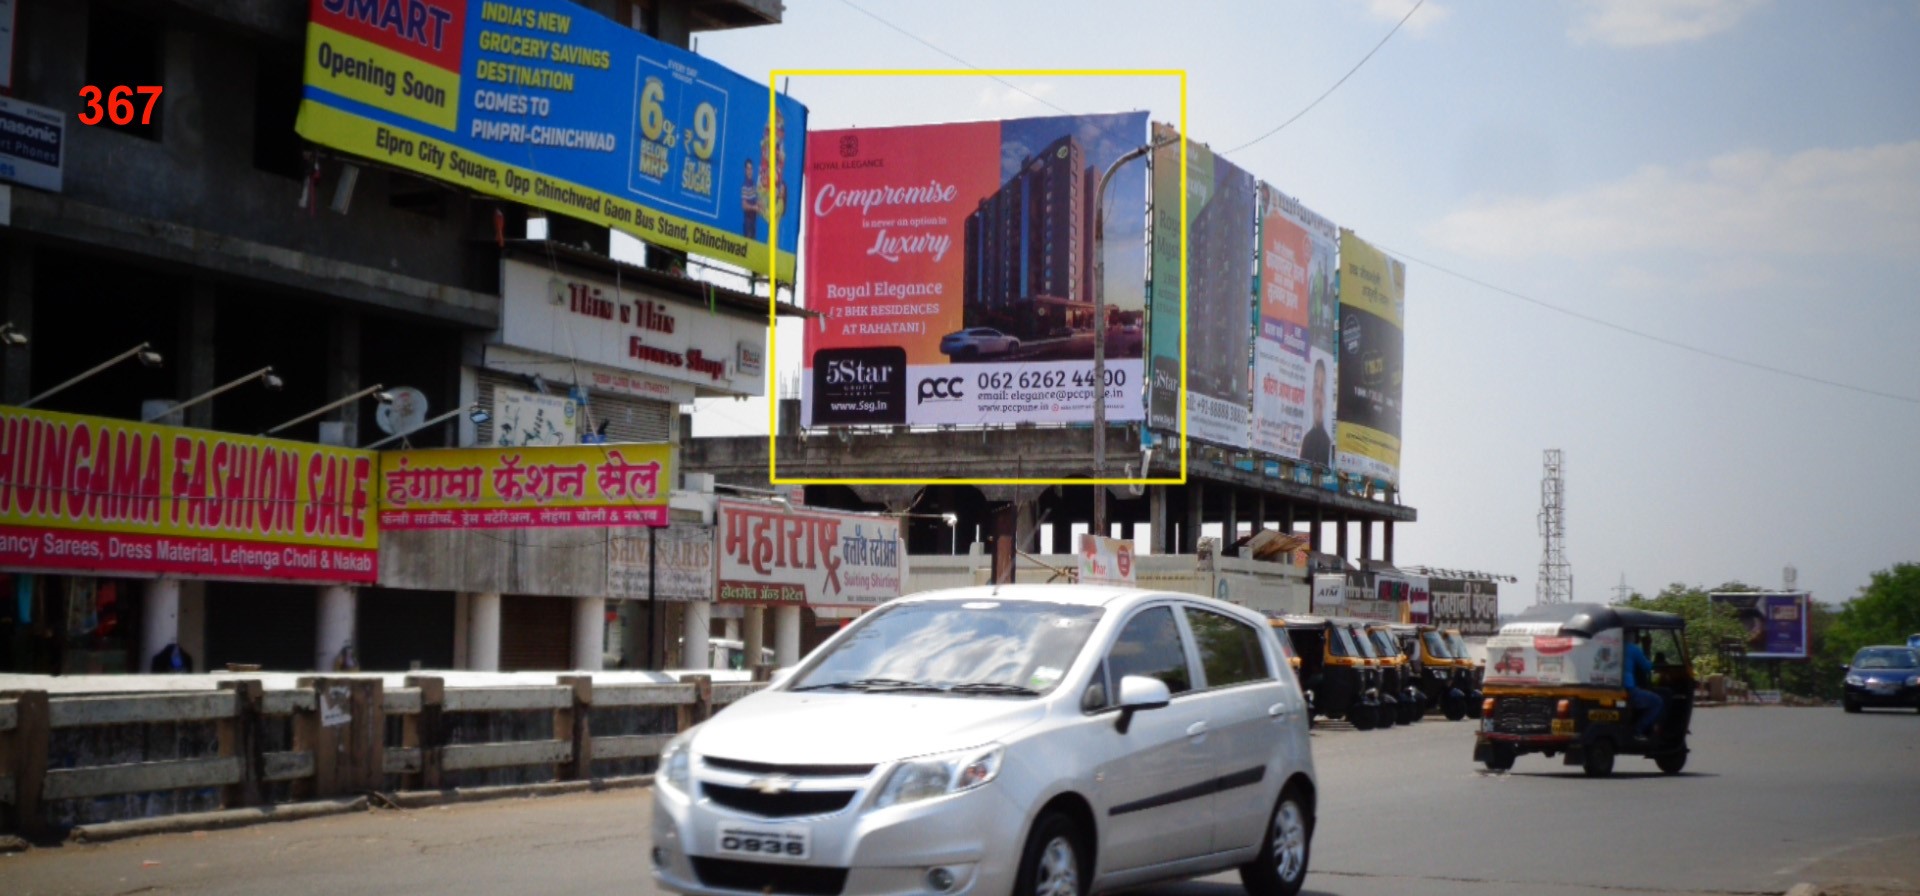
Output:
[
  {"left": 658, "top": 728, "right": 696, "bottom": 795},
  {"left": 1845, "top": 675, "right": 1865, "bottom": 687},
  {"left": 873, "top": 744, "right": 1004, "bottom": 810},
  {"left": 1907, "top": 676, "right": 1920, "bottom": 687}
]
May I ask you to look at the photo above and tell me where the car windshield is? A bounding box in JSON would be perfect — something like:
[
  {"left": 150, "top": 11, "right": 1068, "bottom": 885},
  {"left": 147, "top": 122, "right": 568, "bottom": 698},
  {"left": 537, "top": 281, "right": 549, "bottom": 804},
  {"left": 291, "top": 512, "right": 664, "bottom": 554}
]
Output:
[
  {"left": 1854, "top": 648, "right": 1919, "bottom": 670},
  {"left": 1446, "top": 632, "right": 1472, "bottom": 659},
  {"left": 1347, "top": 626, "right": 1379, "bottom": 658},
  {"left": 1326, "top": 625, "right": 1360, "bottom": 658},
  {"left": 1423, "top": 631, "right": 1453, "bottom": 659},
  {"left": 789, "top": 599, "right": 1103, "bottom": 695},
  {"left": 1369, "top": 630, "right": 1399, "bottom": 658}
]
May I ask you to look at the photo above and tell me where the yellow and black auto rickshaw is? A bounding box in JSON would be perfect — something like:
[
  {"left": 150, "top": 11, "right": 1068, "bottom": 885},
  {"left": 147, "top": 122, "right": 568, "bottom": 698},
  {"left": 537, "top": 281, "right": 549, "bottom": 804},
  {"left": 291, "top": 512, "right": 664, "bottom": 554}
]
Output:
[
  {"left": 1474, "top": 603, "right": 1695, "bottom": 777},
  {"left": 1282, "top": 614, "right": 1384, "bottom": 730},
  {"left": 1444, "top": 628, "right": 1486, "bottom": 713},
  {"left": 1366, "top": 621, "right": 1426, "bottom": 724},
  {"left": 1337, "top": 617, "right": 1397, "bottom": 729},
  {"left": 1398, "top": 623, "right": 1475, "bottom": 720}
]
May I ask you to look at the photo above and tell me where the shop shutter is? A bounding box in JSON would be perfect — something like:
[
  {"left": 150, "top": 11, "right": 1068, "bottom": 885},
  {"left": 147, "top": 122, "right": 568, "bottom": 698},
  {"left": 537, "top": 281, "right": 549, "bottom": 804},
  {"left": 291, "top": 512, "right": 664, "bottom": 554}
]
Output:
[
  {"left": 357, "top": 588, "right": 456, "bottom": 671},
  {"left": 499, "top": 594, "right": 574, "bottom": 671},
  {"left": 476, "top": 369, "right": 671, "bottom": 445}
]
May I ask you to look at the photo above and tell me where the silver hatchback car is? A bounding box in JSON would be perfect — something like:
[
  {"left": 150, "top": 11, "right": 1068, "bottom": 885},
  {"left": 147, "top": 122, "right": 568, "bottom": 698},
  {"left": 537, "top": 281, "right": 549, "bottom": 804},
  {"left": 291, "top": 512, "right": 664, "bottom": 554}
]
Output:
[{"left": 650, "top": 584, "right": 1317, "bottom": 896}]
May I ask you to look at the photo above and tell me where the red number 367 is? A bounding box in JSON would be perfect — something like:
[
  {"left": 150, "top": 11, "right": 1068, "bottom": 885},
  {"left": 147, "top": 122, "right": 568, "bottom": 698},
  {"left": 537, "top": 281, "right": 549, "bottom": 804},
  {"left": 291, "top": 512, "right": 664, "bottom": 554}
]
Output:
[{"left": 78, "top": 85, "right": 164, "bottom": 126}]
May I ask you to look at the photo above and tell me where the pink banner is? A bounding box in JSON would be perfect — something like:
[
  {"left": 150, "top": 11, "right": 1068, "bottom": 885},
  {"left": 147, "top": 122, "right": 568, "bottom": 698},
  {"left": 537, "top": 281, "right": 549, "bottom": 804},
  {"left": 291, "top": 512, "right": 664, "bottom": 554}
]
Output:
[{"left": 0, "top": 524, "right": 377, "bottom": 582}]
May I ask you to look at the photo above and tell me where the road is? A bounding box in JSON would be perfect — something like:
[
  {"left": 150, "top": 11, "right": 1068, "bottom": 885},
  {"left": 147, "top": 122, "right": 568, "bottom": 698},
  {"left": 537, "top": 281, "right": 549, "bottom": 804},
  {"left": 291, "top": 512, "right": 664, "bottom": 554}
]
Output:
[{"left": 5, "top": 707, "right": 1918, "bottom": 896}]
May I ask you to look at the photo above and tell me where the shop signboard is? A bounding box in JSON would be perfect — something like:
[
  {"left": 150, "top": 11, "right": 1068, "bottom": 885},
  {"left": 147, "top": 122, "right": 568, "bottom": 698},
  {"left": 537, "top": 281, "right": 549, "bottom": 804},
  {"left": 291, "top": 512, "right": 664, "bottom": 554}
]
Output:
[
  {"left": 1077, "top": 533, "right": 1135, "bottom": 586},
  {"left": 0, "top": 94, "right": 63, "bottom": 193},
  {"left": 295, "top": 0, "right": 808, "bottom": 280},
  {"left": 715, "top": 499, "right": 904, "bottom": 607},
  {"left": 0, "top": 406, "right": 378, "bottom": 582},
  {"left": 377, "top": 443, "right": 671, "bottom": 529},
  {"left": 1311, "top": 573, "right": 1346, "bottom": 612},
  {"left": 1334, "top": 231, "right": 1406, "bottom": 485},
  {"left": 1253, "top": 184, "right": 1338, "bottom": 465},
  {"left": 492, "top": 385, "right": 578, "bottom": 446},
  {"left": 1428, "top": 577, "right": 1500, "bottom": 636},
  {"left": 801, "top": 112, "right": 1149, "bottom": 427},
  {"left": 609, "top": 523, "right": 713, "bottom": 600},
  {"left": 1709, "top": 591, "right": 1809, "bottom": 659},
  {"left": 497, "top": 259, "right": 766, "bottom": 396}
]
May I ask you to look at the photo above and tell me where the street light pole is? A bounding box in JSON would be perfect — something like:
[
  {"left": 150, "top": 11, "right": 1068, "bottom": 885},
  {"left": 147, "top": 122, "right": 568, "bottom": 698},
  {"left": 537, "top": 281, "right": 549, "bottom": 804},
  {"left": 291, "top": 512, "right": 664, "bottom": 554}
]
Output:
[
  {"left": 1091, "top": 141, "right": 1162, "bottom": 540},
  {"left": 142, "top": 366, "right": 283, "bottom": 422},
  {"left": 22, "top": 342, "right": 164, "bottom": 408}
]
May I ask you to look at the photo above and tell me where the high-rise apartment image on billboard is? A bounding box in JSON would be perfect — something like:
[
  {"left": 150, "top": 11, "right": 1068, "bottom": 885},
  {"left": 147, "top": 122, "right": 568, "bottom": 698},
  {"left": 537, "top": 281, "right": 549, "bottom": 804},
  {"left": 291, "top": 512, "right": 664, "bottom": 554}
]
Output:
[{"left": 958, "top": 134, "right": 1141, "bottom": 360}]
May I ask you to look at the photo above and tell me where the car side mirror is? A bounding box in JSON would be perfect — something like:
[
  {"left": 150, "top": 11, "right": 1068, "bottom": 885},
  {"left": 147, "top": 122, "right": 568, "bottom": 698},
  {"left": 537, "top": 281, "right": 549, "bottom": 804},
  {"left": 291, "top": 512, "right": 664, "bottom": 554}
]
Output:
[
  {"left": 1838, "top": 665, "right": 1849, "bottom": 674},
  {"left": 1114, "top": 675, "right": 1171, "bottom": 734}
]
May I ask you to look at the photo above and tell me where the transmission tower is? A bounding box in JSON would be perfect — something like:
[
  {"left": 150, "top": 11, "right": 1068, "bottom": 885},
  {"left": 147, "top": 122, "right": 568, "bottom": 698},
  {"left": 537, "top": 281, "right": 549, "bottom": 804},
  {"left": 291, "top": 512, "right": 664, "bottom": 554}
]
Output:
[{"left": 1537, "top": 449, "right": 1572, "bottom": 603}]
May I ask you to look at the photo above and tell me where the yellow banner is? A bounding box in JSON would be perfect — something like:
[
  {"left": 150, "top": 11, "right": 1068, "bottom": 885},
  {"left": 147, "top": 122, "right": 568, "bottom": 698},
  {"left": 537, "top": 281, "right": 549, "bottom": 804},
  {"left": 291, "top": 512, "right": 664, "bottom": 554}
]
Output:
[
  {"left": 0, "top": 406, "right": 378, "bottom": 582},
  {"left": 304, "top": 23, "right": 461, "bottom": 131},
  {"left": 377, "top": 443, "right": 673, "bottom": 529},
  {"left": 294, "top": 102, "right": 794, "bottom": 281},
  {"left": 1338, "top": 231, "right": 1404, "bottom": 327}
]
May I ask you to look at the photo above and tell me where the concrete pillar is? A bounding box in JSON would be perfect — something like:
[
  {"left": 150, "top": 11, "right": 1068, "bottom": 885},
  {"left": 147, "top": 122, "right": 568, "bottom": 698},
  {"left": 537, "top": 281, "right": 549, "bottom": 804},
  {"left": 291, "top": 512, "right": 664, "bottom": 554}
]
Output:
[
  {"left": 1183, "top": 481, "right": 1204, "bottom": 553},
  {"left": 1017, "top": 500, "right": 1040, "bottom": 553},
  {"left": 572, "top": 596, "right": 606, "bottom": 670},
  {"left": 1384, "top": 521, "right": 1395, "bottom": 564},
  {"left": 1336, "top": 517, "right": 1349, "bottom": 561},
  {"left": 1310, "top": 510, "right": 1323, "bottom": 553},
  {"left": 773, "top": 605, "right": 802, "bottom": 666},
  {"left": 140, "top": 578, "right": 182, "bottom": 670},
  {"left": 327, "top": 308, "right": 362, "bottom": 444},
  {"left": 1149, "top": 486, "right": 1169, "bottom": 554},
  {"left": 1225, "top": 489, "right": 1239, "bottom": 547},
  {"left": 681, "top": 599, "right": 711, "bottom": 670},
  {"left": 315, "top": 585, "right": 356, "bottom": 672},
  {"left": 3, "top": 243, "right": 33, "bottom": 404},
  {"left": 181, "top": 282, "right": 216, "bottom": 429},
  {"left": 743, "top": 606, "right": 765, "bottom": 666},
  {"left": 723, "top": 618, "right": 740, "bottom": 642},
  {"left": 468, "top": 592, "right": 502, "bottom": 672},
  {"left": 1255, "top": 493, "right": 1267, "bottom": 532},
  {"left": 1361, "top": 520, "right": 1374, "bottom": 563}
]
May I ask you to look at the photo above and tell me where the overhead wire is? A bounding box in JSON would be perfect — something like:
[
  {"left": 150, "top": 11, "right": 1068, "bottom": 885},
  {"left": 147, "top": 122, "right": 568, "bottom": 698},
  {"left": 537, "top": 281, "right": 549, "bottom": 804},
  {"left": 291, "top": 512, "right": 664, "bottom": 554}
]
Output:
[
  {"left": 1222, "top": 0, "right": 1426, "bottom": 154},
  {"left": 834, "top": 0, "right": 1074, "bottom": 115}
]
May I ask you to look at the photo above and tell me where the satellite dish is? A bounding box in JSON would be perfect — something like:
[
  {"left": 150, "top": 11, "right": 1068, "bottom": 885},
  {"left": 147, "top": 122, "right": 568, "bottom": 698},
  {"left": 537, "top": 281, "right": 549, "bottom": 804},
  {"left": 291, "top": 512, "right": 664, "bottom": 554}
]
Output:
[{"left": 375, "top": 386, "right": 430, "bottom": 435}]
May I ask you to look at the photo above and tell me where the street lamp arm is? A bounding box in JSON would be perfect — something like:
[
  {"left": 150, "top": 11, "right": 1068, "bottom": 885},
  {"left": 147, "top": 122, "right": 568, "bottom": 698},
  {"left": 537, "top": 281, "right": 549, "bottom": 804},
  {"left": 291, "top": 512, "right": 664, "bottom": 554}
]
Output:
[
  {"left": 142, "top": 366, "right": 280, "bottom": 423},
  {"left": 22, "top": 342, "right": 163, "bottom": 408},
  {"left": 262, "top": 383, "right": 388, "bottom": 436},
  {"left": 1090, "top": 138, "right": 1167, "bottom": 535}
]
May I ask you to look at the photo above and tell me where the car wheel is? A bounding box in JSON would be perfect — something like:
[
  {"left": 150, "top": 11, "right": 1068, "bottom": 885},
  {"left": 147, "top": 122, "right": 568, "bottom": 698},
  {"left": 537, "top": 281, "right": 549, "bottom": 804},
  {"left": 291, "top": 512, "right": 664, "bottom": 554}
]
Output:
[
  {"left": 1483, "top": 742, "right": 1516, "bottom": 772},
  {"left": 1349, "top": 703, "right": 1377, "bottom": 731},
  {"left": 1842, "top": 698, "right": 1860, "bottom": 714},
  {"left": 1583, "top": 739, "right": 1616, "bottom": 778},
  {"left": 1008, "top": 341, "right": 1021, "bottom": 354},
  {"left": 1014, "top": 812, "right": 1087, "bottom": 896},
  {"left": 1239, "top": 785, "right": 1312, "bottom": 896},
  {"left": 1377, "top": 699, "right": 1397, "bottom": 729},
  {"left": 1656, "top": 751, "right": 1687, "bottom": 775},
  {"left": 1465, "top": 690, "right": 1485, "bottom": 719},
  {"left": 1442, "top": 693, "right": 1467, "bottom": 721}
]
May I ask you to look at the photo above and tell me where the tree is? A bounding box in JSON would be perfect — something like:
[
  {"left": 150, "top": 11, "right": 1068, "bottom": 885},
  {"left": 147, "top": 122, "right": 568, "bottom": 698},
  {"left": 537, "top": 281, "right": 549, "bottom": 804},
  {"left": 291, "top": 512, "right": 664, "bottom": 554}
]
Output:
[{"left": 1827, "top": 563, "right": 1920, "bottom": 658}]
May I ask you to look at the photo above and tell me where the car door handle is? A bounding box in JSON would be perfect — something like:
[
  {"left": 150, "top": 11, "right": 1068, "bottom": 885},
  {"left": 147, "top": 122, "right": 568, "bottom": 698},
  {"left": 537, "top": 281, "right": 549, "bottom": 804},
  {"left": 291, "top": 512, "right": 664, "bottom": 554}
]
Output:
[
  {"left": 1186, "top": 721, "right": 1208, "bottom": 737},
  {"left": 1269, "top": 702, "right": 1293, "bottom": 718}
]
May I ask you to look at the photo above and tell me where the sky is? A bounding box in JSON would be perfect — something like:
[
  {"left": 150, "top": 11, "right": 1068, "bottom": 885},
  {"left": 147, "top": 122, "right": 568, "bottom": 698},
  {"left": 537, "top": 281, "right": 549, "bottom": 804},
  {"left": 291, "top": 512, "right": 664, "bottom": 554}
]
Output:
[{"left": 670, "top": 0, "right": 1920, "bottom": 615}]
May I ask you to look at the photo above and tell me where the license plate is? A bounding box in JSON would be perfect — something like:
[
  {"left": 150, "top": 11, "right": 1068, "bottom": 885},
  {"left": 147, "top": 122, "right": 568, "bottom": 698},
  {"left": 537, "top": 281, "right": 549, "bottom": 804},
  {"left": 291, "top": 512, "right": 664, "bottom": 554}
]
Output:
[
  {"left": 717, "top": 823, "right": 810, "bottom": 861},
  {"left": 1589, "top": 710, "right": 1619, "bottom": 722},
  {"left": 1551, "top": 719, "right": 1574, "bottom": 735},
  {"left": 1870, "top": 683, "right": 1896, "bottom": 694}
]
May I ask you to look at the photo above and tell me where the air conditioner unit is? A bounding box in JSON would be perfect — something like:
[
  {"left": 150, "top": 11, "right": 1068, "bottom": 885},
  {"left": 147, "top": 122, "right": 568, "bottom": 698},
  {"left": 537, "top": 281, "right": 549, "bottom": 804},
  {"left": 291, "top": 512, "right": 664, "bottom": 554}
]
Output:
[{"left": 681, "top": 472, "right": 716, "bottom": 493}]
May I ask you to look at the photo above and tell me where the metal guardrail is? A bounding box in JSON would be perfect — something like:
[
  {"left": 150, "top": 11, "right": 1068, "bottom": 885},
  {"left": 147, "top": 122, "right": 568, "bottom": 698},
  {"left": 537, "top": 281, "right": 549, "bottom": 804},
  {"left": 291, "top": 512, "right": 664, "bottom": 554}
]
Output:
[{"left": 0, "top": 673, "right": 764, "bottom": 838}]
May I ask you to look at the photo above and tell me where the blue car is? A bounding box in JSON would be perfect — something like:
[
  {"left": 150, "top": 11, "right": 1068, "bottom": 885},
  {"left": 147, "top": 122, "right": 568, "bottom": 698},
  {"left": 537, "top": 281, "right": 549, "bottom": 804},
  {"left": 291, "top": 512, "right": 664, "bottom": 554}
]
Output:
[{"left": 1842, "top": 646, "right": 1920, "bottom": 713}]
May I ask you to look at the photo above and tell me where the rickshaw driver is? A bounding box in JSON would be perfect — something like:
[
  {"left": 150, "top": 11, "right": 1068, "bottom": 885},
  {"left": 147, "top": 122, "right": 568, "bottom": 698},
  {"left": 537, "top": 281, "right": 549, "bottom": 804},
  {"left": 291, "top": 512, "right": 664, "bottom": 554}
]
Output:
[{"left": 1626, "top": 632, "right": 1663, "bottom": 742}]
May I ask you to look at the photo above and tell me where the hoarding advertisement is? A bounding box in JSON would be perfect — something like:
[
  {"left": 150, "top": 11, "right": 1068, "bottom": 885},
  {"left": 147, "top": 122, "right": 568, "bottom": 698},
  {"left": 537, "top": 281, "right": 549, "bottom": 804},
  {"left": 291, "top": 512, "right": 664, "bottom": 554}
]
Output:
[
  {"left": 715, "top": 499, "right": 905, "bottom": 607},
  {"left": 1428, "top": 577, "right": 1499, "bottom": 636},
  {"left": 1710, "top": 591, "right": 1809, "bottom": 659},
  {"left": 1146, "top": 123, "right": 1184, "bottom": 434},
  {"left": 295, "top": 0, "right": 808, "bottom": 281},
  {"left": 1334, "top": 231, "right": 1405, "bottom": 485},
  {"left": 1180, "top": 142, "right": 1256, "bottom": 448},
  {"left": 0, "top": 406, "right": 378, "bottom": 583},
  {"left": 1253, "top": 184, "right": 1339, "bottom": 463},
  {"left": 609, "top": 524, "right": 713, "bottom": 600},
  {"left": 378, "top": 444, "right": 671, "bottom": 529},
  {"left": 801, "top": 113, "right": 1150, "bottom": 428},
  {"left": 1077, "top": 533, "right": 1136, "bottom": 586}
]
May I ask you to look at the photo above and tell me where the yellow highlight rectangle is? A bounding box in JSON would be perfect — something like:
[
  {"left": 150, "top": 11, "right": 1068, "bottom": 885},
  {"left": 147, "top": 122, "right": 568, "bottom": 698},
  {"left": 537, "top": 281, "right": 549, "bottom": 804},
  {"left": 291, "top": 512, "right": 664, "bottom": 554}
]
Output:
[
  {"left": 305, "top": 23, "right": 461, "bottom": 132},
  {"left": 764, "top": 69, "right": 1188, "bottom": 488}
]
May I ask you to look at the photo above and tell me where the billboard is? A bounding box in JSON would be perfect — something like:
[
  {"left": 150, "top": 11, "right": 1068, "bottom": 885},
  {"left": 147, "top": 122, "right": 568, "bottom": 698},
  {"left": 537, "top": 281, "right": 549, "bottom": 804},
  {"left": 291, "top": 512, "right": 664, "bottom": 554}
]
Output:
[
  {"left": 802, "top": 112, "right": 1149, "bottom": 427},
  {"left": 715, "top": 499, "right": 905, "bottom": 607},
  {"left": 378, "top": 443, "right": 671, "bottom": 529},
  {"left": 608, "top": 524, "right": 713, "bottom": 600},
  {"left": 295, "top": 0, "right": 808, "bottom": 281},
  {"left": 0, "top": 406, "right": 377, "bottom": 583},
  {"left": 1428, "top": 577, "right": 1500, "bottom": 636},
  {"left": 1077, "top": 533, "right": 1136, "bottom": 586},
  {"left": 1146, "top": 122, "right": 1183, "bottom": 434},
  {"left": 1253, "top": 185, "right": 1339, "bottom": 464},
  {"left": 1149, "top": 134, "right": 1254, "bottom": 448},
  {"left": 1335, "top": 231, "right": 1405, "bottom": 485},
  {"left": 1710, "top": 591, "right": 1809, "bottom": 659}
]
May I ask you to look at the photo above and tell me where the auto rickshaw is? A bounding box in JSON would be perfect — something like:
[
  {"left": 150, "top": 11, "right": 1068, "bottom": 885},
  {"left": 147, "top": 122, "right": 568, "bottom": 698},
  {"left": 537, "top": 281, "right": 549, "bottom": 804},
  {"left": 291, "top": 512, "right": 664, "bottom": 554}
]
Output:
[
  {"left": 1282, "top": 614, "right": 1383, "bottom": 730},
  {"left": 1473, "top": 603, "right": 1695, "bottom": 777},
  {"left": 1338, "top": 617, "right": 1397, "bottom": 728},
  {"left": 1398, "top": 624, "right": 1475, "bottom": 720},
  {"left": 1367, "top": 621, "right": 1426, "bottom": 724},
  {"left": 1441, "top": 628, "right": 1485, "bottom": 719}
]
